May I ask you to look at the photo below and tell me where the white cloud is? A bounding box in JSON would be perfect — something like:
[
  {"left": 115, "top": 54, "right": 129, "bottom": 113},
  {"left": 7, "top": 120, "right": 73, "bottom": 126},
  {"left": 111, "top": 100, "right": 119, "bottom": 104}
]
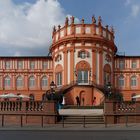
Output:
[
  {"left": 131, "top": 4, "right": 140, "bottom": 17},
  {"left": 0, "top": 0, "right": 68, "bottom": 56},
  {"left": 124, "top": 0, "right": 140, "bottom": 19},
  {"left": 125, "top": 0, "right": 132, "bottom": 6}
]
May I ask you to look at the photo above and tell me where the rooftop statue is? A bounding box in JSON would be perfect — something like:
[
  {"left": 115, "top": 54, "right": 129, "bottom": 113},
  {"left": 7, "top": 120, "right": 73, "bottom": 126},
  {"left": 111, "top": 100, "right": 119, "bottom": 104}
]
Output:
[{"left": 92, "top": 15, "right": 96, "bottom": 24}]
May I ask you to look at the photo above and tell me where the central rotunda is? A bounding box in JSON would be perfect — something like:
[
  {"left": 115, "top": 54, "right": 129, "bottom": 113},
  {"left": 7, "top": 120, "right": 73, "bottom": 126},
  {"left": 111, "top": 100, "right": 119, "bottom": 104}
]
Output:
[{"left": 50, "top": 16, "right": 117, "bottom": 105}]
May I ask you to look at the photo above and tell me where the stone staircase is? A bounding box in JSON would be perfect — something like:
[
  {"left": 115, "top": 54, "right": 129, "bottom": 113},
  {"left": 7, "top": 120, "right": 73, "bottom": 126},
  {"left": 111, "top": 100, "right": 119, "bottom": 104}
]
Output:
[{"left": 58, "top": 115, "right": 104, "bottom": 124}]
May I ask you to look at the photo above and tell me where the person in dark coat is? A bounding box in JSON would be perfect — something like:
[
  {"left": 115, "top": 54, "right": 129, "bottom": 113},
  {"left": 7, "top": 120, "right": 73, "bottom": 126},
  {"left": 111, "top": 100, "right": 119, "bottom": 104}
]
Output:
[{"left": 76, "top": 96, "right": 80, "bottom": 106}]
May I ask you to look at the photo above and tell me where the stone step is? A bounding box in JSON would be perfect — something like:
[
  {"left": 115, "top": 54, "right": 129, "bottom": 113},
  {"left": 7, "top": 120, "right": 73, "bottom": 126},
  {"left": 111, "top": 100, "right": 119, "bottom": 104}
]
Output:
[
  {"left": 58, "top": 122, "right": 104, "bottom": 124},
  {"left": 58, "top": 115, "right": 104, "bottom": 124}
]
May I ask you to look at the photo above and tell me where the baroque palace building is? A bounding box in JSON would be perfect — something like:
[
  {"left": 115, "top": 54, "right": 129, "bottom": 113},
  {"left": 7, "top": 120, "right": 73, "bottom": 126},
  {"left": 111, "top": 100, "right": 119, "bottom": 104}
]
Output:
[{"left": 0, "top": 16, "right": 139, "bottom": 106}]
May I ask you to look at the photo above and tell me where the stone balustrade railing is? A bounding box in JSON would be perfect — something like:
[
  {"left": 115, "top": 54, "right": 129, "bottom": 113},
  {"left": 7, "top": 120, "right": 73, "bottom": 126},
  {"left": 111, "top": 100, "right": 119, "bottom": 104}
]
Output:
[
  {"left": 52, "top": 16, "right": 115, "bottom": 45},
  {"left": 0, "top": 101, "right": 56, "bottom": 113},
  {"left": 116, "top": 102, "right": 136, "bottom": 113}
]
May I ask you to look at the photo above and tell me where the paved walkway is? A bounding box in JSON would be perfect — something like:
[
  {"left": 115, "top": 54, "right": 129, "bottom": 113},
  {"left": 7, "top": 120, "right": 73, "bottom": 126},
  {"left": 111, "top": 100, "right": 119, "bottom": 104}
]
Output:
[
  {"left": 58, "top": 109, "right": 103, "bottom": 116},
  {"left": 0, "top": 123, "right": 140, "bottom": 131},
  {"left": 0, "top": 109, "right": 140, "bottom": 131}
]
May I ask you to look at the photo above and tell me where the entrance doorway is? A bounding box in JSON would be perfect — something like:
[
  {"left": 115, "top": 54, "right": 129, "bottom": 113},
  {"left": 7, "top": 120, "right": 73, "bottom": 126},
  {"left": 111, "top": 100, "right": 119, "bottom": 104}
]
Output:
[{"left": 79, "top": 91, "right": 85, "bottom": 106}]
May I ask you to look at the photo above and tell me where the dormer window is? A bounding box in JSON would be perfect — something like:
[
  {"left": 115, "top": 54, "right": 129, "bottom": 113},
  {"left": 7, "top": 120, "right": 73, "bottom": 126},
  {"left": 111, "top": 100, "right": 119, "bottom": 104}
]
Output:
[{"left": 78, "top": 50, "right": 89, "bottom": 59}]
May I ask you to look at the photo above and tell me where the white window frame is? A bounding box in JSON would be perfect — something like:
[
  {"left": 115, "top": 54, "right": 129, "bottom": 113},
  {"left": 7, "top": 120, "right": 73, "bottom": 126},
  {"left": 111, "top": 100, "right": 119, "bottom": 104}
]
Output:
[
  {"left": 17, "top": 61, "right": 23, "bottom": 69},
  {"left": 119, "top": 60, "right": 125, "bottom": 70},
  {"left": 5, "top": 61, "right": 11, "bottom": 69},
  {"left": 131, "top": 61, "right": 137, "bottom": 69},
  {"left": 118, "top": 75, "right": 124, "bottom": 87},
  {"left": 41, "top": 76, "right": 48, "bottom": 87},
  {"left": 4, "top": 76, "right": 11, "bottom": 87},
  {"left": 56, "top": 72, "right": 62, "bottom": 86},
  {"left": 29, "top": 76, "right": 35, "bottom": 87},
  {"left": 30, "top": 61, "right": 35, "bottom": 69},
  {"left": 131, "top": 76, "right": 137, "bottom": 87},
  {"left": 42, "top": 61, "right": 48, "bottom": 69},
  {"left": 16, "top": 76, "right": 23, "bottom": 87}
]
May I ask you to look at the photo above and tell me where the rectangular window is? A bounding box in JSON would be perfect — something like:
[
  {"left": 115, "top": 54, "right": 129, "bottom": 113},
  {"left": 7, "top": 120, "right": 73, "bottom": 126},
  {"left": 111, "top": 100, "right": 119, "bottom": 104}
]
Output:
[
  {"left": 29, "top": 78, "right": 35, "bottom": 87},
  {"left": 131, "top": 80, "right": 136, "bottom": 87},
  {"left": 118, "top": 80, "right": 124, "bottom": 87},
  {"left": 5, "top": 80, "right": 10, "bottom": 87},
  {"left": 30, "top": 61, "right": 35, "bottom": 69},
  {"left": 17, "top": 61, "right": 23, "bottom": 69},
  {"left": 42, "top": 61, "right": 48, "bottom": 69},
  {"left": 131, "top": 77, "right": 137, "bottom": 87},
  {"left": 118, "top": 76, "right": 125, "bottom": 87},
  {"left": 77, "top": 70, "right": 88, "bottom": 84},
  {"left": 17, "top": 80, "right": 23, "bottom": 87},
  {"left": 56, "top": 72, "right": 62, "bottom": 86},
  {"left": 131, "top": 61, "right": 137, "bottom": 69},
  {"left": 5, "top": 61, "right": 11, "bottom": 69},
  {"left": 5, "top": 77, "right": 11, "bottom": 87},
  {"left": 119, "top": 60, "right": 125, "bottom": 70}
]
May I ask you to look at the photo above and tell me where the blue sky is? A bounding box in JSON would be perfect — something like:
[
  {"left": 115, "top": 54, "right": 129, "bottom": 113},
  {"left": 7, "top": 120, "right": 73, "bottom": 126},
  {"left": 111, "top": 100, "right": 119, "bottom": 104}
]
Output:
[
  {"left": 0, "top": 0, "right": 140, "bottom": 56},
  {"left": 56, "top": 0, "right": 140, "bottom": 56}
]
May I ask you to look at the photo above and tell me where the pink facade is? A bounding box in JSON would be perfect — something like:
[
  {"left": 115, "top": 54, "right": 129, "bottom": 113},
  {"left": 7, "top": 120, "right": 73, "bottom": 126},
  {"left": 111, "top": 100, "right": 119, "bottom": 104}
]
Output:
[
  {"left": 114, "top": 56, "right": 140, "bottom": 101},
  {"left": 0, "top": 57, "right": 53, "bottom": 101},
  {"left": 0, "top": 16, "right": 139, "bottom": 105}
]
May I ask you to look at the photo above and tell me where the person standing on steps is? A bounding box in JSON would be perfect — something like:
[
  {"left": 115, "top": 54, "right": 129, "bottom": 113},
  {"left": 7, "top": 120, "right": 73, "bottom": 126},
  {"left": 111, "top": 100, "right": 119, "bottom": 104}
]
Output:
[{"left": 76, "top": 96, "right": 80, "bottom": 106}]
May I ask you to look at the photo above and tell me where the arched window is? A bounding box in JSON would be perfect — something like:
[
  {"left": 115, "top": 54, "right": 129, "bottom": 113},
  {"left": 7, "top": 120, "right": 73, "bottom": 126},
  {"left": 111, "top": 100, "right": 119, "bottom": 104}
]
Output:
[
  {"left": 55, "top": 64, "right": 63, "bottom": 87},
  {"left": 4, "top": 76, "right": 11, "bottom": 87},
  {"left": 104, "top": 64, "right": 111, "bottom": 85},
  {"left": 131, "top": 76, "right": 137, "bottom": 87},
  {"left": 41, "top": 76, "right": 48, "bottom": 87},
  {"left": 56, "top": 72, "right": 62, "bottom": 86},
  {"left": 16, "top": 76, "right": 23, "bottom": 87},
  {"left": 29, "top": 76, "right": 35, "bottom": 88},
  {"left": 76, "top": 61, "right": 90, "bottom": 84},
  {"left": 118, "top": 75, "right": 124, "bottom": 87}
]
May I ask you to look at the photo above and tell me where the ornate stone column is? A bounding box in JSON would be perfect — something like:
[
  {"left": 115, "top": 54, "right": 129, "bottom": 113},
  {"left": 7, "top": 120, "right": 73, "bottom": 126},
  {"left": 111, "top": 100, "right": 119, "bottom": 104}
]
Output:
[
  {"left": 63, "top": 47, "right": 68, "bottom": 85},
  {"left": 24, "top": 74, "right": 28, "bottom": 91},
  {"left": 70, "top": 47, "right": 74, "bottom": 82},
  {"left": 37, "top": 74, "right": 41, "bottom": 90},
  {"left": 12, "top": 74, "right": 16, "bottom": 90},
  {"left": 92, "top": 47, "right": 97, "bottom": 83},
  {"left": 99, "top": 49, "right": 103, "bottom": 85}
]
